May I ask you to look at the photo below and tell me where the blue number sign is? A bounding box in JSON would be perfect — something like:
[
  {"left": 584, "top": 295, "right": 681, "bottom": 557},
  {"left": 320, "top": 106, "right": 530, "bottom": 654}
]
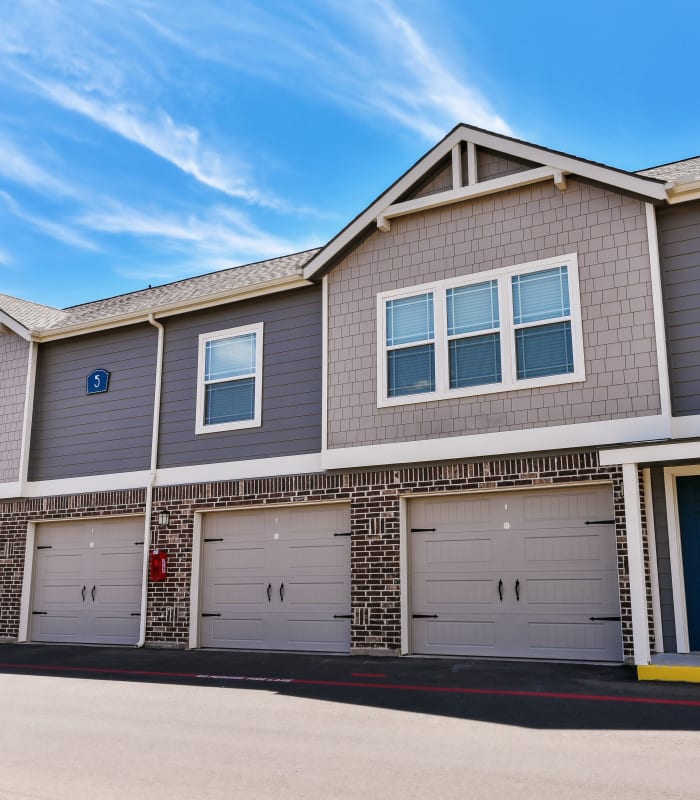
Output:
[{"left": 86, "top": 369, "right": 111, "bottom": 395}]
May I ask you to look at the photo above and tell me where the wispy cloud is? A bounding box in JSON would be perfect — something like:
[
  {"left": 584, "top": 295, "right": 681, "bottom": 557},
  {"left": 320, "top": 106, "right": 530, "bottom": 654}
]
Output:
[
  {"left": 16, "top": 73, "right": 274, "bottom": 205},
  {"left": 0, "top": 191, "right": 99, "bottom": 251},
  {"left": 139, "top": 0, "right": 512, "bottom": 141},
  {"left": 79, "top": 202, "right": 319, "bottom": 279},
  {"left": 0, "top": 246, "right": 13, "bottom": 266},
  {"left": 0, "top": 132, "right": 82, "bottom": 197}
]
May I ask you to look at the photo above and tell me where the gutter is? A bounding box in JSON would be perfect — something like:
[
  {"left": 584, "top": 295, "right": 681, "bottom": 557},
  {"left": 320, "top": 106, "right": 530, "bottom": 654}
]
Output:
[{"left": 137, "top": 313, "right": 165, "bottom": 648}]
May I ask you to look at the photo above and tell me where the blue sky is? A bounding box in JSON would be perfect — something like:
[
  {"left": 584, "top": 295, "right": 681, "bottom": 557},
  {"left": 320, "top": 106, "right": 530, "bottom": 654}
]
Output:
[{"left": 1, "top": 0, "right": 698, "bottom": 308}]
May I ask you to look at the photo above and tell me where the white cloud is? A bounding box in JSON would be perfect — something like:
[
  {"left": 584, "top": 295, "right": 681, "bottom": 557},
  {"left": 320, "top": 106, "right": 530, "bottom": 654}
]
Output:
[
  {"left": 0, "top": 191, "right": 99, "bottom": 251},
  {"left": 0, "top": 132, "right": 82, "bottom": 197},
  {"left": 0, "top": 246, "right": 13, "bottom": 266},
  {"left": 79, "top": 202, "right": 318, "bottom": 278}
]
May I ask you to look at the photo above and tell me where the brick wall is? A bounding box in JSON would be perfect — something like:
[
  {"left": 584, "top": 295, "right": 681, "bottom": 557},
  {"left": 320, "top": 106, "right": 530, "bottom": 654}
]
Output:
[
  {"left": 327, "top": 177, "right": 660, "bottom": 448},
  {"left": 0, "top": 453, "right": 644, "bottom": 662},
  {"left": 0, "top": 333, "right": 28, "bottom": 483}
]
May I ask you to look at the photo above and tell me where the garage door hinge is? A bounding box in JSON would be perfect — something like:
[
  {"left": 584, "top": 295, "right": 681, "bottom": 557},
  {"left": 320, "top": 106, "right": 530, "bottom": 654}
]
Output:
[
  {"left": 201, "top": 613, "right": 221, "bottom": 617},
  {"left": 32, "top": 611, "right": 47, "bottom": 615},
  {"left": 412, "top": 613, "right": 438, "bottom": 619},
  {"left": 204, "top": 538, "right": 224, "bottom": 542},
  {"left": 589, "top": 616, "right": 621, "bottom": 621},
  {"left": 36, "top": 545, "right": 52, "bottom": 550},
  {"left": 333, "top": 614, "right": 352, "bottom": 619},
  {"left": 411, "top": 528, "right": 436, "bottom": 533},
  {"left": 333, "top": 532, "right": 352, "bottom": 537},
  {"left": 585, "top": 519, "right": 615, "bottom": 525}
]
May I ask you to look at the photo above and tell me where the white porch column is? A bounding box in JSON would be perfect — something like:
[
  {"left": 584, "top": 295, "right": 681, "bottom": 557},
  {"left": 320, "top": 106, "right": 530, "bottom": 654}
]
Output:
[{"left": 622, "top": 462, "right": 651, "bottom": 665}]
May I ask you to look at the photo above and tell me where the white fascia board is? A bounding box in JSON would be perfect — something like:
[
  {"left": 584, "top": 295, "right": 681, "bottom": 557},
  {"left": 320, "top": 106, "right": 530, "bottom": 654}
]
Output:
[
  {"left": 671, "top": 415, "right": 700, "bottom": 439},
  {"left": 304, "top": 124, "right": 668, "bottom": 280},
  {"left": 155, "top": 453, "right": 322, "bottom": 486},
  {"left": 600, "top": 439, "right": 700, "bottom": 466},
  {"left": 666, "top": 179, "right": 700, "bottom": 203},
  {"left": 19, "top": 454, "right": 324, "bottom": 499},
  {"left": 24, "top": 471, "right": 151, "bottom": 497},
  {"left": 0, "top": 310, "right": 31, "bottom": 341},
  {"left": 0, "top": 481, "right": 22, "bottom": 499},
  {"left": 377, "top": 166, "right": 561, "bottom": 230},
  {"left": 35, "top": 276, "right": 311, "bottom": 342},
  {"left": 322, "top": 415, "right": 668, "bottom": 470}
]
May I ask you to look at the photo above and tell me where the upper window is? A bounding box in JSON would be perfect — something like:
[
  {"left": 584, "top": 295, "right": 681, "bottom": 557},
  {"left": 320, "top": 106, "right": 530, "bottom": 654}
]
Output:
[
  {"left": 377, "top": 255, "right": 584, "bottom": 407},
  {"left": 196, "top": 323, "right": 263, "bottom": 434}
]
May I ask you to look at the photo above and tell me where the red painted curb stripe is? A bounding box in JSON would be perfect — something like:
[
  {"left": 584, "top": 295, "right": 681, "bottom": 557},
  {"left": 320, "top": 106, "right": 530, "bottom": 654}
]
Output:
[
  {"left": 0, "top": 662, "right": 699, "bottom": 707},
  {"left": 351, "top": 672, "right": 388, "bottom": 678}
]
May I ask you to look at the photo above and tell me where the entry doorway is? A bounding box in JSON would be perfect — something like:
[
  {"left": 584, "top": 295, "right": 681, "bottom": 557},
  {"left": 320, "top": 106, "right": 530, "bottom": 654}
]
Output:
[{"left": 677, "top": 475, "right": 700, "bottom": 651}]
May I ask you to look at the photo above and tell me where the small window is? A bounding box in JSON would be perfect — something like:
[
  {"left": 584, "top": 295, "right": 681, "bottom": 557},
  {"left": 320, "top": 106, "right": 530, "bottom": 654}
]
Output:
[
  {"left": 377, "top": 254, "right": 584, "bottom": 407},
  {"left": 196, "top": 323, "right": 263, "bottom": 433}
]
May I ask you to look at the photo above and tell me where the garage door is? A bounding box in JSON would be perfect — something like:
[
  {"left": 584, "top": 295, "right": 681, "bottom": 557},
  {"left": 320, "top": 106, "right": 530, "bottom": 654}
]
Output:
[
  {"left": 200, "top": 505, "right": 351, "bottom": 652},
  {"left": 31, "top": 517, "right": 144, "bottom": 645},
  {"left": 410, "top": 486, "right": 622, "bottom": 661}
]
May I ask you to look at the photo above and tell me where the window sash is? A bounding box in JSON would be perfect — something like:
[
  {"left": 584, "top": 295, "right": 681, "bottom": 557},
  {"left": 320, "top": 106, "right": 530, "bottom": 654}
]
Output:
[{"left": 378, "top": 256, "right": 582, "bottom": 405}]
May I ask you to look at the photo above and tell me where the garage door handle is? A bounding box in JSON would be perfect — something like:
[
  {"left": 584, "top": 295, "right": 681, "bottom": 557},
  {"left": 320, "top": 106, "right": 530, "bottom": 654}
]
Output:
[
  {"left": 498, "top": 579, "right": 503, "bottom": 602},
  {"left": 280, "top": 582, "right": 285, "bottom": 602},
  {"left": 412, "top": 614, "right": 438, "bottom": 619},
  {"left": 81, "top": 585, "right": 86, "bottom": 602},
  {"left": 91, "top": 585, "right": 96, "bottom": 602},
  {"left": 266, "top": 583, "right": 272, "bottom": 602},
  {"left": 515, "top": 579, "right": 520, "bottom": 602},
  {"left": 589, "top": 616, "right": 621, "bottom": 621}
]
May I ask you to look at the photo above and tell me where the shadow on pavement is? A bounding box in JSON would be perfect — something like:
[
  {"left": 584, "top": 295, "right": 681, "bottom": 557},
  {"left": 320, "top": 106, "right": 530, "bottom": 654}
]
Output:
[{"left": 0, "top": 643, "right": 699, "bottom": 732}]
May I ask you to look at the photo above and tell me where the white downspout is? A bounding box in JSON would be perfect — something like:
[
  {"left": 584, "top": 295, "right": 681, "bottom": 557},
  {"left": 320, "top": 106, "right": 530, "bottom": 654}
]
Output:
[{"left": 138, "top": 314, "right": 165, "bottom": 647}]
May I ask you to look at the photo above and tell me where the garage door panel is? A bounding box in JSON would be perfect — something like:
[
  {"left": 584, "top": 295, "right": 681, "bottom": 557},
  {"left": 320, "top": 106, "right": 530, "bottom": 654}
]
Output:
[
  {"left": 286, "top": 541, "right": 348, "bottom": 570},
  {"left": 285, "top": 579, "right": 349, "bottom": 607},
  {"left": 200, "top": 505, "right": 351, "bottom": 652},
  {"left": 526, "top": 619, "right": 622, "bottom": 659},
  {"left": 207, "top": 544, "right": 267, "bottom": 571},
  {"left": 422, "top": 536, "right": 494, "bottom": 566},
  {"left": 209, "top": 579, "right": 270, "bottom": 606},
  {"left": 203, "top": 616, "right": 267, "bottom": 649},
  {"left": 410, "top": 487, "right": 622, "bottom": 661},
  {"left": 424, "top": 578, "right": 495, "bottom": 605},
  {"left": 32, "top": 614, "right": 82, "bottom": 641},
  {"left": 284, "top": 617, "right": 350, "bottom": 651},
  {"left": 32, "top": 518, "right": 144, "bottom": 646},
  {"left": 415, "top": 618, "right": 497, "bottom": 652}
]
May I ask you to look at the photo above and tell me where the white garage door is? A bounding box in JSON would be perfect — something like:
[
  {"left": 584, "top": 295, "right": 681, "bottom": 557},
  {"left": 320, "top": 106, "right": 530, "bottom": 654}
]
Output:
[
  {"left": 410, "top": 486, "right": 623, "bottom": 661},
  {"left": 200, "top": 504, "right": 351, "bottom": 652},
  {"left": 31, "top": 517, "right": 144, "bottom": 645}
]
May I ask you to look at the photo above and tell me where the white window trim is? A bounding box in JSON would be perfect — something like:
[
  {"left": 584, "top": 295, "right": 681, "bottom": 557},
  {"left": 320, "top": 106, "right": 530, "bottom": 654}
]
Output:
[
  {"left": 195, "top": 322, "right": 264, "bottom": 434},
  {"left": 376, "top": 253, "right": 585, "bottom": 408}
]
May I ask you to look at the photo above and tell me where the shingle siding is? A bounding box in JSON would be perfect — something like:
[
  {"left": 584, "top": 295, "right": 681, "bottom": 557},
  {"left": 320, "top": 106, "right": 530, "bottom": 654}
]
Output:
[
  {"left": 327, "top": 178, "right": 660, "bottom": 449},
  {"left": 657, "top": 201, "right": 700, "bottom": 416},
  {"left": 0, "top": 333, "right": 28, "bottom": 483}
]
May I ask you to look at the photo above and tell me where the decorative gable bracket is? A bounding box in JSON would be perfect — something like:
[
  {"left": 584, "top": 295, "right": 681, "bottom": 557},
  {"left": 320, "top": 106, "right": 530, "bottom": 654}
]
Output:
[{"left": 376, "top": 166, "right": 568, "bottom": 232}]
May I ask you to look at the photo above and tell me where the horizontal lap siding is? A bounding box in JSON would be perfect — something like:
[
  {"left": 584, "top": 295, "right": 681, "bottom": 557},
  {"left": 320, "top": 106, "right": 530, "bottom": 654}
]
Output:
[
  {"left": 657, "top": 202, "right": 700, "bottom": 415},
  {"left": 650, "top": 465, "right": 676, "bottom": 652},
  {"left": 29, "top": 325, "right": 157, "bottom": 480},
  {"left": 158, "top": 286, "right": 321, "bottom": 468}
]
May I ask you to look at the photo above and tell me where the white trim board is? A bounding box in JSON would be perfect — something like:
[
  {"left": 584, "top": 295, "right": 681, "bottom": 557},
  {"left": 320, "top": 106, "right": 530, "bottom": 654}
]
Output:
[
  {"left": 322, "top": 415, "right": 669, "bottom": 470},
  {"left": 622, "top": 463, "right": 651, "bottom": 665},
  {"left": 599, "top": 440, "right": 700, "bottom": 466},
  {"left": 19, "top": 454, "right": 323, "bottom": 499},
  {"left": 663, "top": 465, "right": 696, "bottom": 653},
  {"left": 303, "top": 124, "right": 667, "bottom": 281},
  {"left": 672, "top": 415, "right": 700, "bottom": 439}
]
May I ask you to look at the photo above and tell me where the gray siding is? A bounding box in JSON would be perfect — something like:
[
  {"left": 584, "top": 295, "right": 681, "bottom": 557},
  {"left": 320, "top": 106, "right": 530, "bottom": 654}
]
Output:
[
  {"left": 476, "top": 147, "right": 537, "bottom": 181},
  {"left": 327, "top": 177, "right": 660, "bottom": 449},
  {"left": 657, "top": 202, "right": 700, "bottom": 415},
  {"left": 405, "top": 157, "right": 453, "bottom": 200},
  {"left": 158, "top": 286, "right": 321, "bottom": 468},
  {"left": 29, "top": 324, "right": 157, "bottom": 480},
  {"left": 0, "top": 332, "right": 28, "bottom": 482},
  {"left": 650, "top": 465, "right": 676, "bottom": 652}
]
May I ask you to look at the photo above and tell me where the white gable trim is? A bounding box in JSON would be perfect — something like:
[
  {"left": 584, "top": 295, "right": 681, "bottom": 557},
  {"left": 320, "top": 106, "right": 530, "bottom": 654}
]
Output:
[
  {"left": 0, "top": 309, "right": 31, "bottom": 341},
  {"left": 304, "top": 124, "right": 667, "bottom": 280}
]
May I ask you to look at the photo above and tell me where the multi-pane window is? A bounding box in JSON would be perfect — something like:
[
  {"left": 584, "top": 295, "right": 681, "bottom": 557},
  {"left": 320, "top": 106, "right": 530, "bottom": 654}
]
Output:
[
  {"left": 196, "top": 323, "right": 263, "bottom": 433},
  {"left": 378, "top": 255, "right": 583, "bottom": 406}
]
